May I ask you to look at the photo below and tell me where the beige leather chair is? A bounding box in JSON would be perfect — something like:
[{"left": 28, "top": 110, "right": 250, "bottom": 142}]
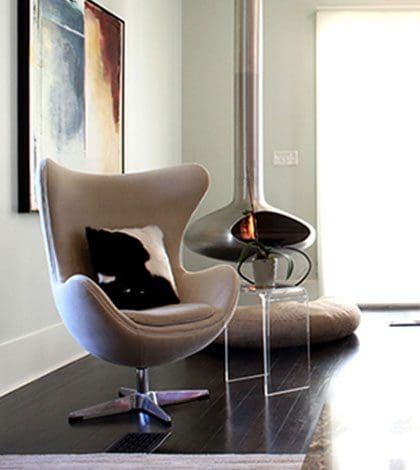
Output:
[{"left": 36, "top": 159, "right": 239, "bottom": 424}]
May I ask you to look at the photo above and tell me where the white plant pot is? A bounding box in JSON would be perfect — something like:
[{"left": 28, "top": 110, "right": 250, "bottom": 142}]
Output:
[{"left": 252, "top": 258, "right": 278, "bottom": 288}]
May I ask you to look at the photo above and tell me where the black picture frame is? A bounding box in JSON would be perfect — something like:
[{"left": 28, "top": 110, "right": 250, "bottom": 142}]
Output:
[{"left": 17, "top": 0, "right": 31, "bottom": 213}]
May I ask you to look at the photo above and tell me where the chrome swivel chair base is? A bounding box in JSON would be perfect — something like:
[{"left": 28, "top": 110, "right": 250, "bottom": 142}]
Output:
[{"left": 68, "top": 368, "right": 209, "bottom": 425}]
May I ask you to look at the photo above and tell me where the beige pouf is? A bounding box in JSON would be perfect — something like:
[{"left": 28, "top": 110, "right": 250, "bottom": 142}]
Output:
[{"left": 216, "top": 297, "right": 361, "bottom": 348}]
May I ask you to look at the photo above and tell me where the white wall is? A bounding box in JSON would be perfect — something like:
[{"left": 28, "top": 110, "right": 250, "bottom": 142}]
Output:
[
  {"left": 182, "top": 0, "right": 234, "bottom": 271},
  {"left": 181, "top": 0, "right": 420, "bottom": 278},
  {"left": 0, "top": 0, "right": 182, "bottom": 397},
  {"left": 123, "top": 0, "right": 183, "bottom": 172}
]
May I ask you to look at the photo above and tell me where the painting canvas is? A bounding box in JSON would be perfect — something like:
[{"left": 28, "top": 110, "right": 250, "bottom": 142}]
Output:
[
  {"left": 18, "top": 0, "right": 124, "bottom": 212},
  {"left": 85, "top": 1, "right": 123, "bottom": 173}
]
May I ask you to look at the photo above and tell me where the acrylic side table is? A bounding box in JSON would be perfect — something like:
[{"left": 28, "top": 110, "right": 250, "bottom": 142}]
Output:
[{"left": 224, "top": 285, "right": 311, "bottom": 397}]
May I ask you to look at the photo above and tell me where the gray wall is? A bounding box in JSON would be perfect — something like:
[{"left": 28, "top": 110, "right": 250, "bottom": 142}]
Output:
[
  {"left": 182, "top": 0, "right": 420, "bottom": 276},
  {"left": 0, "top": 0, "right": 182, "bottom": 396}
]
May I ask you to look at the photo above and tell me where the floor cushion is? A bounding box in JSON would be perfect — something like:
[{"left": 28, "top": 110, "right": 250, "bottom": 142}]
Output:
[{"left": 216, "top": 297, "right": 361, "bottom": 348}]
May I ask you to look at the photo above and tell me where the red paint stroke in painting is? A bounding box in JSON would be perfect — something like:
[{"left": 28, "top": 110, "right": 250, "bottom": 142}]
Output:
[{"left": 86, "top": 1, "right": 122, "bottom": 127}]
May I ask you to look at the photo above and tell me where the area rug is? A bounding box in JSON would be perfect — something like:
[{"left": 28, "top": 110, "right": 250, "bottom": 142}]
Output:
[
  {"left": 302, "top": 404, "right": 331, "bottom": 470},
  {"left": 0, "top": 453, "right": 305, "bottom": 469}
]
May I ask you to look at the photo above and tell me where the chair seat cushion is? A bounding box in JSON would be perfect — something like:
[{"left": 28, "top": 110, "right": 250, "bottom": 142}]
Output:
[
  {"left": 215, "top": 296, "right": 361, "bottom": 348},
  {"left": 122, "top": 303, "right": 214, "bottom": 327},
  {"left": 86, "top": 225, "right": 180, "bottom": 310}
]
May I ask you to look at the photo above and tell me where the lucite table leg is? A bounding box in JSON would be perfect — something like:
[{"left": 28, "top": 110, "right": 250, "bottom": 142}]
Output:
[
  {"left": 304, "top": 290, "right": 311, "bottom": 388},
  {"left": 260, "top": 292, "right": 271, "bottom": 397},
  {"left": 225, "top": 286, "right": 311, "bottom": 394},
  {"left": 224, "top": 327, "right": 230, "bottom": 383},
  {"left": 262, "top": 289, "right": 311, "bottom": 397},
  {"left": 224, "top": 324, "right": 264, "bottom": 383}
]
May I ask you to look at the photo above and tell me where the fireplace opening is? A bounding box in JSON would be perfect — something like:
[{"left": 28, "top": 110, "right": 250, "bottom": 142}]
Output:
[{"left": 231, "top": 211, "right": 311, "bottom": 247}]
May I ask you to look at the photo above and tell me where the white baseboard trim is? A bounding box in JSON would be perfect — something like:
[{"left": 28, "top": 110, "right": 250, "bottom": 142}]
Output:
[{"left": 0, "top": 322, "right": 87, "bottom": 398}]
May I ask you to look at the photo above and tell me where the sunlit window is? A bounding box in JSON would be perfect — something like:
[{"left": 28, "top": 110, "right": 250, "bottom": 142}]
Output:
[{"left": 317, "top": 10, "right": 420, "bottom": 303}]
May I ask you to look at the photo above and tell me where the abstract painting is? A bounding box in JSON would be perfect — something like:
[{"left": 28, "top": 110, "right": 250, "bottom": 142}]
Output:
[
  {"left": 85, "top": 1, "right": 123, "bottom": 174},
  {"left": 18, "top": 0, "right": 124, "bottom": 212}
]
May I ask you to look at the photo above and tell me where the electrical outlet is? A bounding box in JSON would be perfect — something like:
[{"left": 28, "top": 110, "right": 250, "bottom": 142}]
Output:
[{"left": 273, "top": 150, "right": 299, "bottom": 166}]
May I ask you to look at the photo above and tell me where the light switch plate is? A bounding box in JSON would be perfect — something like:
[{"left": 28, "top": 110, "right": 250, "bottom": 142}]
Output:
[{"left": 273, "top": 150, "right": 299, "bottom": 166}]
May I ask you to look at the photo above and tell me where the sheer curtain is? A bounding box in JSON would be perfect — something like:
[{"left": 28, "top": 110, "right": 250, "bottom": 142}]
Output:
[{"left": 317, "top": 9, "right": 420, "bottom": 304}]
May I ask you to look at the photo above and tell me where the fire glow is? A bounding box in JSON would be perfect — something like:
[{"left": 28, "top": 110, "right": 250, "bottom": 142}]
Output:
[{"left": 239, "top": 213, "right": 257, "bottom": 241}]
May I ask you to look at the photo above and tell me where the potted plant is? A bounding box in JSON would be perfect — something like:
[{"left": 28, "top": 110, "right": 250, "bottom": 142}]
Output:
[
  {"left": 235, "top": 211, "right": 312, "bottom": 288},
  {"left": 237, "top": 239, "right": 294, "bottom": 288}
]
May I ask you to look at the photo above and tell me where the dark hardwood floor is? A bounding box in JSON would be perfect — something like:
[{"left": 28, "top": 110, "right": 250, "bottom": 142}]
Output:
[{"left": 0, "top": 309, "right": 419, "bottom": 455}]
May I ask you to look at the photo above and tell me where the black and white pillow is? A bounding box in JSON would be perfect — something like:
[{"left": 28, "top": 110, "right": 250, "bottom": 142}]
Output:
[{"left": 86, "top": 226, "right": 180, "bottom": 310}]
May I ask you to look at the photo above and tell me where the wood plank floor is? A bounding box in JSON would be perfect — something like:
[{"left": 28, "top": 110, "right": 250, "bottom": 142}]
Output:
[
  {"left": 0, "top": 309, "right": 418, "bottom": 455},
  {"left": 304, "top": 308, "right": 420, "bottom": 469}
]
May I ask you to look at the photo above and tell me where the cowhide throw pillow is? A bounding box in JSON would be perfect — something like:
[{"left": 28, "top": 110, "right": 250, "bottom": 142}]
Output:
[{"left": 86, "top": 226, "right": 180, "bottom": 310}]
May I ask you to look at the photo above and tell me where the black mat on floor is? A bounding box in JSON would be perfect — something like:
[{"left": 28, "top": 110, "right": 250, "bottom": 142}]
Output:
[{"left": 106, "top": 432, "right": 170, "bottom": 453}]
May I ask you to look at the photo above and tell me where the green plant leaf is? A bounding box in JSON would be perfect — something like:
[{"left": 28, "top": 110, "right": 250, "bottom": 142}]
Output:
[
  {"left": 237, "top": 241, "right": 259, "bottom": 263},
  {"left": 283, "top": 253, "right": 295, "bottom": 280}
]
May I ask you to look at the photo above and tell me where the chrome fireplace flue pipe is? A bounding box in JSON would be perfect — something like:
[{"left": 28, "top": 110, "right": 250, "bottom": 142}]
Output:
[
  {"left": 234, "top": 0, "right": 263, "bottom": 206},
  {"left": 185, "top": 0, "right": 315, "bottom": 262}
]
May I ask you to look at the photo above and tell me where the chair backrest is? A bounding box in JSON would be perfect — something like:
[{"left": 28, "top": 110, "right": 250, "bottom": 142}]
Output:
[{"left": 36, "top": 159, "right": 209, "bottom": 285}]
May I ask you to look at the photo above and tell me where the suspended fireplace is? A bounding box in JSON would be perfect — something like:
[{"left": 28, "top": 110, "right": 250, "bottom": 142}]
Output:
[{"left": 185, "top": 0, "right": 315, "bottom": 262}]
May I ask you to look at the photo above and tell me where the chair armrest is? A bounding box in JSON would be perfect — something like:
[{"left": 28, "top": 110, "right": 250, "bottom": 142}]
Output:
[
  {"left": 177, "top": 265, "right": 240, "bottom": 312},
  {"left": 53, "top": 274, "right": 141, "bottom": 366}
]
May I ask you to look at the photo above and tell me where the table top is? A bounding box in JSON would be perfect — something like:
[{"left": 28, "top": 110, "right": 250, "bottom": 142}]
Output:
[{"left": 240, "top": 283, "right": 308, "bottom": 300}]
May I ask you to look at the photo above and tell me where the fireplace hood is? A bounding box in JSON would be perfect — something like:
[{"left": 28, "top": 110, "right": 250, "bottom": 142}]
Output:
[{"left": 185, "top": 0, "right": 315, "bottom": 262}]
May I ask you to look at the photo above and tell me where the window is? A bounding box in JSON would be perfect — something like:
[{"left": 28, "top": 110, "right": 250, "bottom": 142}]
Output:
[{"left": 317, "top": 10, "right": 420, "bottom": 303}]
